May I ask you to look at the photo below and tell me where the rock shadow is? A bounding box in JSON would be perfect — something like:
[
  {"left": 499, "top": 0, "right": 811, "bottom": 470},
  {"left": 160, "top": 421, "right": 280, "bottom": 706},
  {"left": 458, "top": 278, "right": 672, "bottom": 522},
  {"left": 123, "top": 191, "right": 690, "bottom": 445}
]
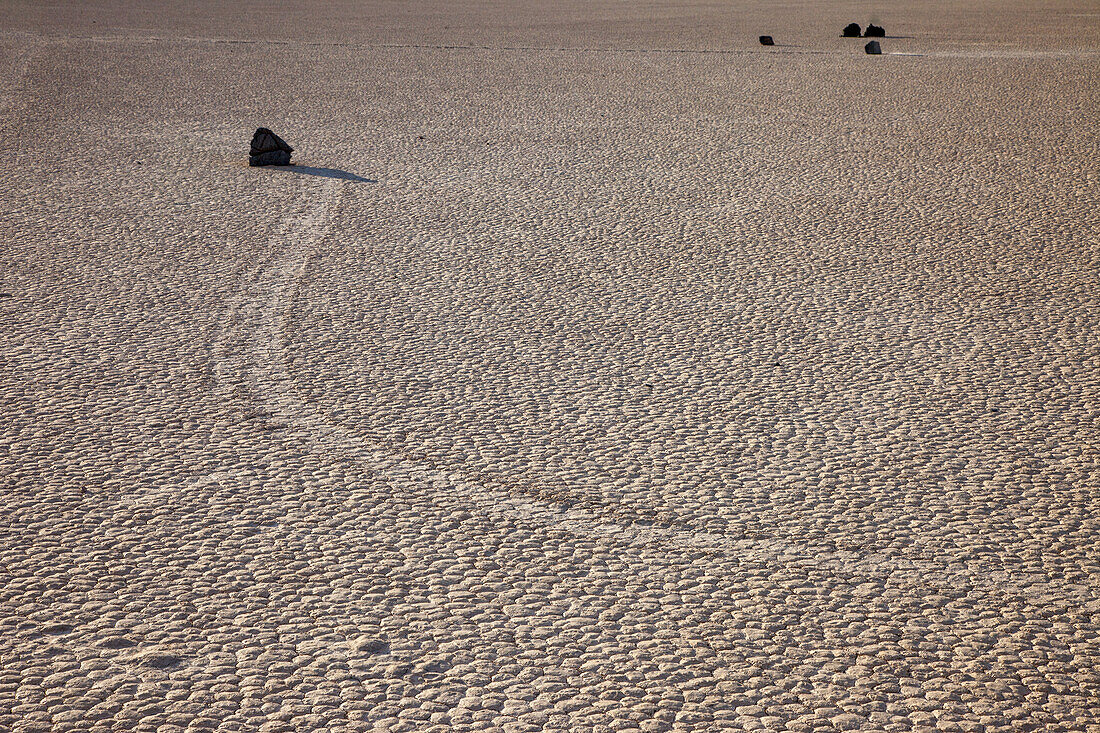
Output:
[{"left": 269, "top": 165, "right": 376, "bottom": 182}]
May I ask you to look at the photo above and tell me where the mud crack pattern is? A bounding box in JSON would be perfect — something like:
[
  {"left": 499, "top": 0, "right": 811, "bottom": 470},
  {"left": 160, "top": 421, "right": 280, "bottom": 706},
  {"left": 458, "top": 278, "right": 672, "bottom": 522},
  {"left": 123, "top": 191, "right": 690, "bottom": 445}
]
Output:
[{"left": 3, "top": 3, "right": 1100, "bottom": 731}]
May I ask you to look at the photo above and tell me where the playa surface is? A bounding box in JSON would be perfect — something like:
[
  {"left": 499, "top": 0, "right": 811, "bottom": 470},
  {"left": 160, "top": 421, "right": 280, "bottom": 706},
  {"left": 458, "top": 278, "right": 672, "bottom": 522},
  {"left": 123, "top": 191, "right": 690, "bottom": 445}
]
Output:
[{"left": 2, "top": 1, "right": 1099, "bottom": 730}]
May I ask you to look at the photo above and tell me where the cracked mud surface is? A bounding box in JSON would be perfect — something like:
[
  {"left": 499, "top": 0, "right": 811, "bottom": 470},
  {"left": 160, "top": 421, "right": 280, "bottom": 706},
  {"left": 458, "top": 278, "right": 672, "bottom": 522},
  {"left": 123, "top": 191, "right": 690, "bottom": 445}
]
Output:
[{"left": 2, "top": 1, "right": 1099, "bottom": 731}]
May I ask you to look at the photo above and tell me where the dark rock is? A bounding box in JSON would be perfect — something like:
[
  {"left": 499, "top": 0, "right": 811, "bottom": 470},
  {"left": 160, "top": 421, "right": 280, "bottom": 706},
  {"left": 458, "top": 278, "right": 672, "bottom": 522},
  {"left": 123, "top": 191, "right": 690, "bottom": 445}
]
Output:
[
  {"left": 249, "top": 128, "right": 294, "bottom": 167},
  {"left": 250, "top": 149, "right": 291, "bottom": 166},
  {"left": 865, "top": 40, "right": 882, "bottom": 54},
  {"left": 842, "top": 23, "right": 861, "bottom": 37},
  {"left": 759, "top": 35, "right": 774, "bottom": 46},
  {"left": 250, "top": 127, "right": 292, "bottom": 156},
  {"left": 864, "top": 24, "right": 885, "bottom": 37}
]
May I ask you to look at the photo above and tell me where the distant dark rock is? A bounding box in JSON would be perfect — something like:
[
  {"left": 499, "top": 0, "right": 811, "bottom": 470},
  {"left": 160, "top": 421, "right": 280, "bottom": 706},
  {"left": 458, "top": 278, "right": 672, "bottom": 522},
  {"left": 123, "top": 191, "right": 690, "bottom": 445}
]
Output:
[
  {"left": 864, "top": 24, "right": 885, "bottom": 37},
  {"left": 842, "top": 23, "right": 862, "bottom": 38},
  {"left": 249, "top": 128, "right": 294, "bottom": 167},
  {"left": 865, "top": 40, "right": 882, "bottom": 54},
  {"left": 759, "top": 35, "right": 774, "bottom": 46}
]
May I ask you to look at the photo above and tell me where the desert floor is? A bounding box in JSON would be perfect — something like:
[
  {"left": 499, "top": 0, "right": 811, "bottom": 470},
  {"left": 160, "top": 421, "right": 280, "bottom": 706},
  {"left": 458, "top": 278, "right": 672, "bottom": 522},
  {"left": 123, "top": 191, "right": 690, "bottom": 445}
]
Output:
[{"left": 2, "top": 1, "right": 1099, "bottom": 731}]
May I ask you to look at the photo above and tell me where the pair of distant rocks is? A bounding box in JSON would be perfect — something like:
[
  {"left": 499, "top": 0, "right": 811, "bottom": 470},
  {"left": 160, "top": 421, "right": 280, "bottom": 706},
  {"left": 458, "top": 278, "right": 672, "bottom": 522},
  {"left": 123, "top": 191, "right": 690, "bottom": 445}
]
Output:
[{"left": 843, "top": 23, "right": 885, "bottom": 38}]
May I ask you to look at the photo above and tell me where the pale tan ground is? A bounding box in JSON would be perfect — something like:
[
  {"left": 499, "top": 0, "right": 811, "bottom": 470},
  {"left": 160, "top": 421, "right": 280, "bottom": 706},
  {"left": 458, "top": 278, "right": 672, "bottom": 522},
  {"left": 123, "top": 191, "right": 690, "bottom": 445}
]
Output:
[{"left": 2, "top": 1, "right": 1100, "bottom": 731}]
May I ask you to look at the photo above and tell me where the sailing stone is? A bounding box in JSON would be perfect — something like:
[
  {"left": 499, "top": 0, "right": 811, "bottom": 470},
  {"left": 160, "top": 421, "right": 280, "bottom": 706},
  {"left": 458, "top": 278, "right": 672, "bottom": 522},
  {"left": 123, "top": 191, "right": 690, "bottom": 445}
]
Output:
[{"left": 249, "top": 128, "right": 294, "bottom": 166}]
